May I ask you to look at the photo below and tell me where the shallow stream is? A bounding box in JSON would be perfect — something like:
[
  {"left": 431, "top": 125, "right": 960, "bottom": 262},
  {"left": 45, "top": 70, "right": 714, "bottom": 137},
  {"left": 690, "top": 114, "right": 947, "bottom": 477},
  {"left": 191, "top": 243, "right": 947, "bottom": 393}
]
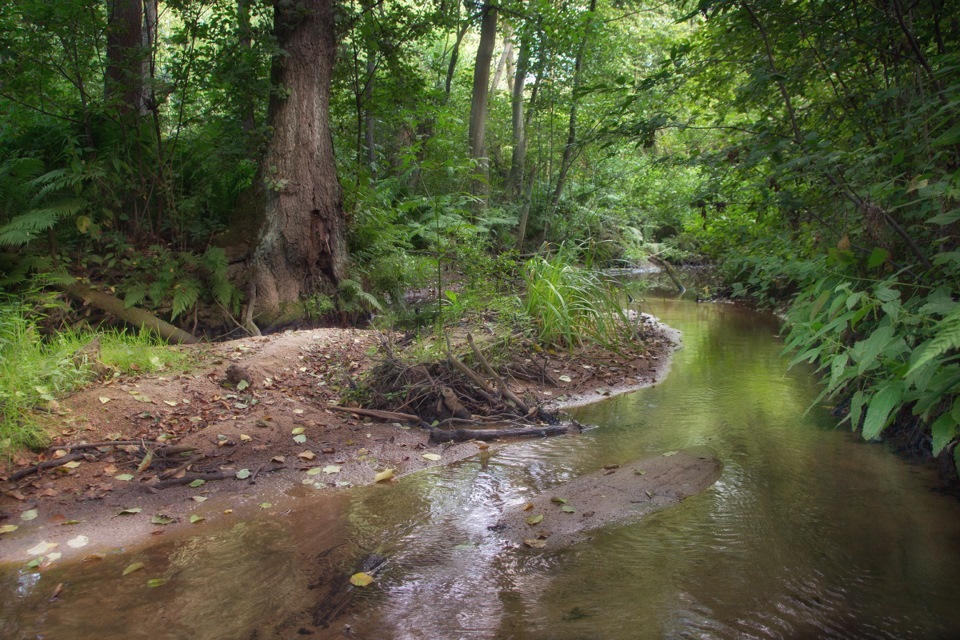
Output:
[{"left": 3, "top": 296, "right": 960, "bottom": 639}]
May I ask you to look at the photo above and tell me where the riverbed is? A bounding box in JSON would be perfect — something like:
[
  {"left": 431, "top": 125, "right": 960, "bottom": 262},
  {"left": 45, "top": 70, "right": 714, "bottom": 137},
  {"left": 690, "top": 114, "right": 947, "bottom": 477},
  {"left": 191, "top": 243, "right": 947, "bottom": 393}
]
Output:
[{"left": 3, "top": 295, "right": 959, "bottom": 639}]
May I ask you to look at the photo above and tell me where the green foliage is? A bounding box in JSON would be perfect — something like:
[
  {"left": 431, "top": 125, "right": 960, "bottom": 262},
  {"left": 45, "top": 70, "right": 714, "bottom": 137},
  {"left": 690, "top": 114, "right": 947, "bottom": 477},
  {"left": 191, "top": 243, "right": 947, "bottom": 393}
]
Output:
[
  {"left": 0, "top": 297, "right": 184, "bottom": 455},
  {"left": 523, "top": 245, "right": 634, "bottom": 350}
]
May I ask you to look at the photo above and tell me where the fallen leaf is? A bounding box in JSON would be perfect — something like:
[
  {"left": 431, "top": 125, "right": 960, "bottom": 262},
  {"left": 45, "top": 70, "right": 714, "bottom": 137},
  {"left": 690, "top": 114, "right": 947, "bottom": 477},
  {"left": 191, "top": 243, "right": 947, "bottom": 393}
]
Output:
[
  {"left": 306, "top": 467, "right": 325, "bottom": 476},
  {"left": 21, "top": 509, "right": 38, "bottom": 521},
  {"left": 293, "top": 434, "right": 307, "bottom": 444},
  {"left": 45, "top": 552, "right": 62, "bottom": 563},
  {"left": 117, "top": 507, "right": 142, "bottom": 516},
  {"left": 558, "top": 375, "right": 572, "bottom": 383},
  {"left": 67, "top": 535, "right": 89, "bottom": 548},
  {"left": 258, "top": 502, "right": 272, "bottom": 509},
  {"left": 151, "top": 515, "right": 175, "bottom": 525},
  {"left": 147, "top": 578, "right": 167, "bottom": 588},
  {"left": 62, "top": 460, "right": 82, "bottom": 469},
  {"left": 0, "top": 524, "right": 19, "bottom": 534},
  {"left": 82, "top": 553, "right": 105, "bottom": 563},
  {"left": 322, "top": 464, "right": 341, "bottom": 474},
  {"left": 239, "top": 434, "right": 252, "bottom": 443},
  {"left": 421, "top": 453, "right": 442, "bottom": 461},
  {"left": 27, "top": 541, "right": 58, "bottom": 555},
  {"left": 99, "top": 397, "right": 111, "bottom": 404},
  {"left": 114, "top": 474, "right": 134, "bottom": 481},
  {"left": 298, "top": 450, "right": 316, "bottom": 460},
  {"left": 349, "top": 572, "right": 375, "bottom": 587},
  {"left": 191, "top": 496, "right": 207, "bottom": 503},
  {"left": 291, "top": 427, "right": 305, "bottom": 435},
  {"left": 550, "top": 497, "right": 568, "bottom": 504},
  {"left": 163, "top": 400, "right": 178, "bottom": 407},
  {"left": 561, "top": 505, "right": 576, "bottom": 513},
  {"left": 62, "top": 520, "right": 80, "bottom": 526},
  {"left": 525, "top": 514, "right": 544, "bottom": 526},
  {"left": 522, "top": 503, "right": 534, "bottom": 511},
  {"left": 374, "top": 469, "right": 395, "bottom": 483},
  {"left": 523, "top": 538, "right": 547, "bottom": 548},
  {"left": 662, "top": 451, "right": 678, "bottom": 457},
  {"left": 189, "top": 515, "right": 205, "bottom": 524},
  {"left": 188, "top": 479, "right": 205, "bottom": 488},
  {"left": 5, "top": 489, "right": 26, "bottom": 500},
  {"left": 235, "top": 469, "right": 251, "bottom": 480},
  {"left": 123, "top": 562, "right": 145, "bottom": 576},
  {"left": 271, "top": 455, "right": 285, "bottom": 463}
]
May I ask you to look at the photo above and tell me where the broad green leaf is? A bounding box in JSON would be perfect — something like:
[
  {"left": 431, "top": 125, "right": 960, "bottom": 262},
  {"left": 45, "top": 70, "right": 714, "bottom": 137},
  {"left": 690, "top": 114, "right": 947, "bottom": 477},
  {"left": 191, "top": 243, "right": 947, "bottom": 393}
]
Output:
[
  {"left": 293, "top": 434, "right": 307, "bottom": 444},
  {"left": 866, "top": 248, "right": 889, "bottom": 268},
  {"left": 190, "top": 515, "right": 205, "bottom": 524},
  {"left": 561, "top": 505, "right": 576, "bottom": 513},
  {"left": 114, "top": 474, "right": 134, "bottom": 481},
  {"left": 931, "top": 414, "right": 958, "bottom": 456},
  {"left": 151, "top": 515, "right": 175, "bottom": 525},
  {"left": 147, "top": 578, "right": 167, "bottom": 588},
  {"left": 550, "top": 497, "right": 568, "bottom": 504},
  {"left": 322, "top": 464, "right": 341, "bottom": 474},
  {"left": 117, "top": 507, "right": 142, "bottom": 515},
  {"left": 291, "top": 427, "right": 305, "bottom": 435},
  {"left": 852, "top": 325, "right": 894, "bottom": 375},
  {"left": 0, "top": 524, "right": 18, "bottom": 534},
  {"left": 235, "top": 469, "right": 251, "bottom": 480},
  {"left": 123, "top": 562, "right": 145, "bottom": 576},
  {"left": 862, "top": 383, "right": 904, "bottom": 440},
  {"left": 21, "top": 509, "right": 38, "bottom": 521},
  {"left": 189, "top": 479, "right": 205, "bottom": 488},
  {"left": 526, "top": 514, "right": 544, "bottom": 526}
]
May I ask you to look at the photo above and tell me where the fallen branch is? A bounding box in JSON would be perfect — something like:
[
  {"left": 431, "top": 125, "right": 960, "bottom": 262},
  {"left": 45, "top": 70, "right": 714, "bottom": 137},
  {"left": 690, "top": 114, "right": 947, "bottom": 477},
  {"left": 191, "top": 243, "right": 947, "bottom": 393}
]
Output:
[
  {"left": 466, "top": 333, "right": 531, "bottom": 415},
  {"left": 445, "top": 336, "right": 499, "bottom": 403},
  {"left": 150, "top": 471, "right": 229, "bottom": 490},
  {"left": 327, "top": 405, "right": 422, "bottom": 423},
  {"left": 61, "top": 283, "right": 200, "bottom": 344},
  {"left": 10, "top": 452, "right": 87, "bottom": 481},
  {"left": 47, "top": 440, "right": 142, "bottom": 451},
  {"left": 426, "top": 422, "right": 576, "bottom": 443}
]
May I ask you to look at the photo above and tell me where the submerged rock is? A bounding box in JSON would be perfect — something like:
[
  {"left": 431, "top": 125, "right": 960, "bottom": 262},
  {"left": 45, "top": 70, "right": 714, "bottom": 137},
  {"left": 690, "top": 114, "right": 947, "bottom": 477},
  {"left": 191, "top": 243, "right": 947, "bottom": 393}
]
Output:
[{"left": 495, "top": 448, "right": 722, "bottom": 549}]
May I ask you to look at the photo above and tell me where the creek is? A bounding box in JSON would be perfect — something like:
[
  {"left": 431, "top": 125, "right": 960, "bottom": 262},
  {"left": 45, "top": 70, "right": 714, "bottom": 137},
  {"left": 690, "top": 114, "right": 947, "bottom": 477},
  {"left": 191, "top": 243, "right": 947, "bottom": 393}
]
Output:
[{"left": 3, "top": 295, "right": 960, "bottom": 639}]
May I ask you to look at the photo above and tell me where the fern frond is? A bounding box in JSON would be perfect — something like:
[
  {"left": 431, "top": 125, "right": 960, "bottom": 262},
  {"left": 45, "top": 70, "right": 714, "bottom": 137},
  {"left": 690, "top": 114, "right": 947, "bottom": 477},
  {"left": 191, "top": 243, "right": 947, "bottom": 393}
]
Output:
[
  {"left": 171, "top": 279, "right": 201, "bottom": 319},
  {"left": 0, "top": 199, "right": 85, "bottom": 246},
  {"left": 909, "top": 307, "right": 960, "bottom": 375}
]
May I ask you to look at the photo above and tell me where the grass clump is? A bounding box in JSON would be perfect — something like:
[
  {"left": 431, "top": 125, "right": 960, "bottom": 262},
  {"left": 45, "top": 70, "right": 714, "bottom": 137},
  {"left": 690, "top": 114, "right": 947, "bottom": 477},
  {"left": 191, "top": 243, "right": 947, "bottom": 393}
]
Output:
[
  {"left": 0, "top": 298, "right": 187, "bottom": 456},
  {"left": 523, "top": 247, "right": 635, "bottom": 351}
]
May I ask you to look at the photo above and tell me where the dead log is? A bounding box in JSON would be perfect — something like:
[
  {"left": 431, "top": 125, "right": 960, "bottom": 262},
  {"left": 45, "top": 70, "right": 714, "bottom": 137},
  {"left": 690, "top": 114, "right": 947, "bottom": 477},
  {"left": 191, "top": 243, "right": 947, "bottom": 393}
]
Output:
[
  {"left": 61, "top": 283, "right": 200, "bottom": 344},
  {"left": 426, "top": 422, "right": 577, "bottom": 443},
  {"left": 149, "top": 470, "right": 229, "bottom": 490}
]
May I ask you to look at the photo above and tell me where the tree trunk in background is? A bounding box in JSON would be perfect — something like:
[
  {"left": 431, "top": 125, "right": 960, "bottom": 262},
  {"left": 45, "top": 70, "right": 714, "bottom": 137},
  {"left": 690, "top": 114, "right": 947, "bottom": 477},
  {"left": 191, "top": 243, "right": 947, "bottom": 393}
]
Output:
[
  {"left": 506, "top": 26, "right": 530, "bottom": 197},
  {"left": 468, "top": 2, "right": 498, "bottom": 200},
  {"left": 489, "top": 26, "right": 514, "bottom": 96},
  {"left": 237, "top": 0, "right": 257, "bottom": 136},
  {"left": 105, "top": 0, "right": 144, "bottom": 114},
  {"left": 243, "top": 0, "right": 347, "bottom": 329},
  {"left": 547, "top": 0, "right": 597, "bottom": 227}
]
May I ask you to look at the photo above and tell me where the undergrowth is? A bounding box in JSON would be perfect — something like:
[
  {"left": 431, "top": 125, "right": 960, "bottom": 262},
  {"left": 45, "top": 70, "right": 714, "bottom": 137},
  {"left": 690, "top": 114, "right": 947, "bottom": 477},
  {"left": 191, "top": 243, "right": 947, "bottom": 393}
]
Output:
[{"left": 0, "top": 298, "right": 186, "bottom": 457}]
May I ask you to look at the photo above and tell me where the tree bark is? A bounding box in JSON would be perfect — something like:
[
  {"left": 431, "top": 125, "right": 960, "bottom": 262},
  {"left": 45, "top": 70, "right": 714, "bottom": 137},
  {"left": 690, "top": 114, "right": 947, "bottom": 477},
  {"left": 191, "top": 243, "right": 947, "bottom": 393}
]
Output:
[
  {"left": 506, "top": 25, "right": 531, "bottom": 197},
  {"left": 243, "top": 0, "right": 348, "bottom": 328},
  {"left": 468, "top": 2, "right": 498, "bottom": 200},
  {"left": 105, "top": 0, "right": 144, "bottom": 114}
]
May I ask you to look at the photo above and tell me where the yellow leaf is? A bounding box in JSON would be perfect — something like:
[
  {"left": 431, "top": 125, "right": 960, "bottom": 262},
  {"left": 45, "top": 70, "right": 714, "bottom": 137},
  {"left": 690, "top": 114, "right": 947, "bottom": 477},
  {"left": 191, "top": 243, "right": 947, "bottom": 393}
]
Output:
[
  {"left": 123, "top": 562, "right": 145, "bottom": 576},
  {"left": 525, "top": 514, "right": 544, "bottom": 526},
  {"left": 350, "top": 572, "right": 375, "bottom": 587},
  {"left": 374, "top": 469, "right": 395, "bottom": 483},
  {"left": 421, "top": 453, "right": 442, "bottom": 461}
]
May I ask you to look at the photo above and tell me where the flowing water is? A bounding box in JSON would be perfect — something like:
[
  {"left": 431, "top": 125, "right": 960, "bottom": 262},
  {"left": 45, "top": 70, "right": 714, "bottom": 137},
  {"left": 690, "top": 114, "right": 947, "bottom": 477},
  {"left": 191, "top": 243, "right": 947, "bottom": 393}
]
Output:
[{"left": 3, "top": 296, "right": 960, "bottom": 639}]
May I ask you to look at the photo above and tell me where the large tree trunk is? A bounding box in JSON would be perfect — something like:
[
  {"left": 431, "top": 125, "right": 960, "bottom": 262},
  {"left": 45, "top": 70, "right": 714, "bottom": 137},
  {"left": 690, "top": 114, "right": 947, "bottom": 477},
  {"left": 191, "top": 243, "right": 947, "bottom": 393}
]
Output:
[
  {"left": 468, "top": 2, "right": 498, "bottom": 201},
  {"left": 243, "top": 0, "right": 347, "bottom": 329},
  {"left": 506, "top": 25, "right": 531, "bottom": 197},
  {"left": 105, "top": 0, "right": 144, "bottom": 114}
]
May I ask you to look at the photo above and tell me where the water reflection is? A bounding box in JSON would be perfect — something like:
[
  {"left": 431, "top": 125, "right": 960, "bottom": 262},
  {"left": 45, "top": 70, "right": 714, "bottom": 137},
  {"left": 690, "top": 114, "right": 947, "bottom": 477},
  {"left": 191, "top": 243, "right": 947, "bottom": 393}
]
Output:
[{"left": 3, "top": 298, "right": 960, "bottom": 639}]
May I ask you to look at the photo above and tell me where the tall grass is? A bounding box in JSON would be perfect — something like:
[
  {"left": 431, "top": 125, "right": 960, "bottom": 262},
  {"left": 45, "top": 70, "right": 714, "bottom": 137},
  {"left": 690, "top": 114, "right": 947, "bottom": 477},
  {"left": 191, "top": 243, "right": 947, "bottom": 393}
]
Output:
[
  {"left": 523, "top": 248, "right": 635, "bottom": 350},
  {"left": 0, "top": 298, "right": 186, "bottom": 456}
]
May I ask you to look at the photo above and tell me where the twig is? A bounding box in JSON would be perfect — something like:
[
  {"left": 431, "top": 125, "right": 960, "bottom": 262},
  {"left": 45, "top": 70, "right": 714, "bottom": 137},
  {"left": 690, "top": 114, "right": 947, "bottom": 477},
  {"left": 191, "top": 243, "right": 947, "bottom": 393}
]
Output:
[
  {"left": 426, "top": 423, "right": 576, "bottom": 443},
  {"left": 466, "top": 333, "right": 531, "bottom": 414},
  {"left": 47, "top": 440, "right": 142, "bottom": 451},
  {"left": 9, "top": 452, "right": 88, "bottom": 481},
  {"left": 327, "top": 405, "right": 422, "bottom": 423},
  {"left": 151, "top": 471, "right": 228, "bottom": 490}
]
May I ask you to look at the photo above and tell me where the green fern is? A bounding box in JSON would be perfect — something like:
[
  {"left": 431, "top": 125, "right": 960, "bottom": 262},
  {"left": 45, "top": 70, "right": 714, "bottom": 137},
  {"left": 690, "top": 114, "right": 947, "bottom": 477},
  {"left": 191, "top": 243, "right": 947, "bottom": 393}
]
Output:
[
  {"left": 909, "top": 307, "right": 960, "bottom": 375},
  {"left": 0, "top": 199, "right": 85, "bottom": 246},
  {"left": 171, "top": 278, "right": 202, "bottom": 319},
  {"left": 338, "top": 278, "right": 382, "bottom": 311}
]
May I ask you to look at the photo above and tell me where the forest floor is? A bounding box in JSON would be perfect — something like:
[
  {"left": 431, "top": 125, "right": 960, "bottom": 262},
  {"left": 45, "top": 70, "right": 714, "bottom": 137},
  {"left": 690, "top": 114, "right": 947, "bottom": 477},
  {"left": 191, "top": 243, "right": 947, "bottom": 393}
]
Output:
[{"left": 0, "top": 315, "right": 681, "bottom": 563}]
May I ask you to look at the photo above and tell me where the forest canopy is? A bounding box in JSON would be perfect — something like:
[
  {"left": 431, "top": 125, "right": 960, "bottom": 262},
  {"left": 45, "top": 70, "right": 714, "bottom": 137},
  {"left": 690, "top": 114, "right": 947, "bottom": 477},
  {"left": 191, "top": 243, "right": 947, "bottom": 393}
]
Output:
[{"left": 0, "top": 0, "right": 958, "bottom": 464}]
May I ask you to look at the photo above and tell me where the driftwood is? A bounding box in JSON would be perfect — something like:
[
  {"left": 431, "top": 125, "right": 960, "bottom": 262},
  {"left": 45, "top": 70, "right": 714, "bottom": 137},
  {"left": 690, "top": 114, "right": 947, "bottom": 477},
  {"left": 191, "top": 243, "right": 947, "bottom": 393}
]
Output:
[
  {"left": 61, "top": 283, "right": 200, "bottom": 344},
  {"left": 466, "top": 333, "right": 531, "bottom": 414},
  {"left": 426, "top": 422, "right": 576, "bottom": 443}
]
